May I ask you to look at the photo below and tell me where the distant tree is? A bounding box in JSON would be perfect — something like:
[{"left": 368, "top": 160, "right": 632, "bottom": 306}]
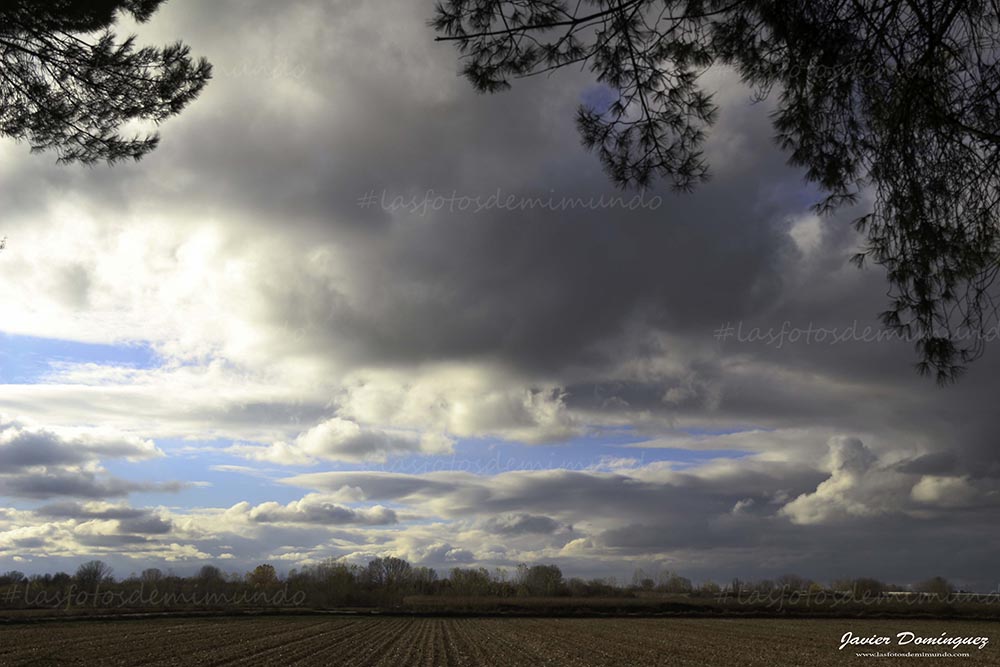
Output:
[
  {"left": 140, "top": 567, "right": 163, "bottom": 584},
  {"left": 658, "top": 572, "right": 693, "bottom": 594},
  {"left": 364, "top": 557, "right": 413, "bottom": 590},
  {"left": 247, "top": 563, "right": 279, "bottom": 589},
  {"left": 288, "top": 558, "right": 361, "bottom": 606},
  {"left": 776, "top": 573, "right": 811, "bottom": 593},
  {"left": 752, "top": 578, "right": 776, "bottom": 594},
  {"left": 0, "top": 570, "right": 26, "bottom": 585},
  {"left": 197, "top": 564, "right": 226, "bottom": 592},
  {"left": 835, "top": 577, "right": 886, "bottom": 597},
  {"left": 51, "top": 572, "right": 72, "bottom": 587},
  {"left": 0, "top": 0, "right": 211, "bottom": 163},
  {"left": 75, "top": 560, "right": 113, "bottom": 588},
  {"left": 319, "top": 560, "right": 360, "bottom": 599},
  {"left": 517, "top": 563, "right": 565, "bottom": 596},
  {"left": 450, "top": 567, "right": 492, "bottom": 596},
  {"left": 915, "top": 575, "right": 954, "bottom": 597},
  {"left": 696, "top": 579, "right": 721, "bottom": 597},
  {"left": 410, "top": 566, "right": 439, "bottom": 595},
  {"left": 434, "top": 0, "right": 1000, "bottom": 382}
]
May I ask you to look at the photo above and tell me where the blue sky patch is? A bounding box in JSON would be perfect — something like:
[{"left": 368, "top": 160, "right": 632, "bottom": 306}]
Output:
[{"left": 0, "top": 334, "right": 158, "bottom": 384}]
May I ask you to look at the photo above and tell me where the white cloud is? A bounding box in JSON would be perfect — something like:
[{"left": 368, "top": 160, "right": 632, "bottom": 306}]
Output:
[
  {"left": 227, "top": 417, "right": 454, "bottom": 464},
  {"left": 0, "top": 415, "right": 176, "bottom": 500},
  {"left": 245, "top": 494, "right": 398, "bottom": 525},
  {"left": 788, "top": 213, "right": 823, "bottom": 255},
  {"left": 777, "top": 437, "right": 982, "bottom": 525},
  {"left": 336, "top": 365, "right": 580, "bottom": 444},
  {"left": 910, "top": 475, "right": 979, "bottom": 508},
  {"left": 0, "top": 414, "right": 161, "bottom": 466}
]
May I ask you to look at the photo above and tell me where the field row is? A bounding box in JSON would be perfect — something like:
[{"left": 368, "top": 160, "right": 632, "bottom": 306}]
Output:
[{"left": 0, "top": 616, "right": 996, "bottom": 665}]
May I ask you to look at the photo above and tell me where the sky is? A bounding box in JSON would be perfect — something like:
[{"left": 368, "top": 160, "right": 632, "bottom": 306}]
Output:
[{"left": 1, "top": 0, "right": 998, "bottom": 590}]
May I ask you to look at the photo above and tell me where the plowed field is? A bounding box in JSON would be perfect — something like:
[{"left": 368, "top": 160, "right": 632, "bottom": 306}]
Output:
[{"left": 0, "top": 616, "right": 995, "bottom": 665}]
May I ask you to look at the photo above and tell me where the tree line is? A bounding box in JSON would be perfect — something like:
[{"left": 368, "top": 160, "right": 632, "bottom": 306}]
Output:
[{"left": 0, "top": 558, "right": 965, "bottom": 610}]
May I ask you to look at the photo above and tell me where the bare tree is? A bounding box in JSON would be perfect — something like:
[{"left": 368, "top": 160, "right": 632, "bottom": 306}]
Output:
[
  {"left": 75, "top": 559, "right": 113, "bottom": 588},
  {"left": 140, "top": 567, "right": 163, "bottom": 584},
  {"left": 364, "top": 556, "right": 413, "bottom": 590}
]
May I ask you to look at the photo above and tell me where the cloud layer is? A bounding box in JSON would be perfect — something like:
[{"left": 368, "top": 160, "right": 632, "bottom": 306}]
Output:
[{"left": 0, "top": 0, "right": 997, "bottom": 589}]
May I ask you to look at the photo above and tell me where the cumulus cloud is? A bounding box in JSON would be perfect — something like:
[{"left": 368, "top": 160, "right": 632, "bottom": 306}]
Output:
[
  {"left": 244, "top": 494, "right": 398, "bottom": 525},
  {"left": 227, "top": 417, "right": 454, "bottom": 464},
  {"left": 34, "top": 501, "right": 173, "bottom": 535},
  {"left": 335, "top": 366, "right": 581, "bottom": 444},
  {"left": 779, "top": 437, "right": 906, "bottom": 524},
  {"left": 778, "top": 437, "right": 993, "bottom": 525},
  {"left": 910, "top": 476, "right": 980, "bottom": 508},
  {"left": 0, "top": 502, "right": 178, "bottom": 564},
  {"left": 2, "top": 449, "right": 997, "bottom": 587},
  {"left": 0, "top": 416, "right": 181, "bottom": 500},
  {"left": 0, "top": 416, "right": 161, "bottom": 468}
]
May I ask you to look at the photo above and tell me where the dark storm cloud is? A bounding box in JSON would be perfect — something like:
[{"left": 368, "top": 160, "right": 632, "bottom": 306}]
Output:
[
  {"left": 421, "top": 543, "right": 475, "bottom": 564},
  {"left": 594, "top": 511, "right": 1000, "bottom": 591},
  {"left": 0, "top": 418, "right": 182, "bottom": 501},
  {"left": 117, "top": 515, "right": 173, "bottom": 535},
  {"left": 482, "top": 514, "right": 565, "bottom": 536},
  {"left": 6, "top": 0, "right": 959, "bottom": 395},
  {"left": 35, "top": 503, "right": 174, "bottom": 534},
  {"left": 284, "top": 463, "right": 827, "bottom": 524},
  {"left": 34, "top": 0, "right": 797, "bottom": 378},
  {"left": 283, "top": 454, "right": 1000, "bottom": 588},
  {"left": 285, "top": 472, "right": 459, "bottom": 502},
  {"left": 128, "top": 0, "right": 1000, "bottom": 487},
  {"left": 0, "top": 418, "right": 160, "bottom": 470},
  {"left": 0, "top": 434, "right": 92, "bottom": 469},
  {"left": 893, "top": 451, "right": 960, "bottom": 476},
  {"left": 12, "top": 537, "right": 47, "bottom": 548},
  {"left": 0, "top": 472, "right": 183, "bottom": 500},
  {"left": 0, "top": 0, "right": 989, "bottom": 402},
  {"left": 35, "top": 502, "right": 147, "bottom": 520},
  {"left": 75, "top": 534, "right": 152, "bottom": 547}
]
